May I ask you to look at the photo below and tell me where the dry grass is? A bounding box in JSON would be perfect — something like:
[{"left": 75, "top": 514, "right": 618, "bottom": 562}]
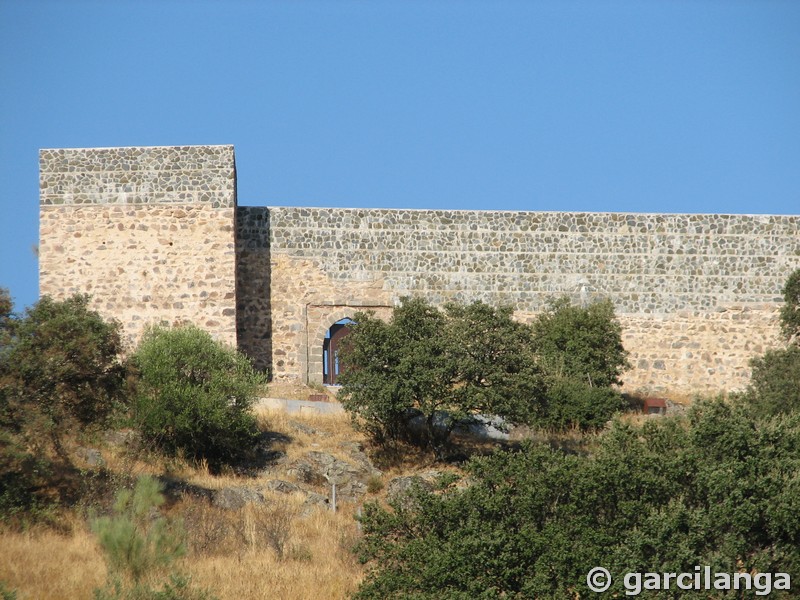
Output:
[
  {"left": 265, "top": 381, "right": 338, "bottom": 402},
  {"left": 0, "top": 525, "right": 106, "bottom": 599},
  {"left": 0, "top": 498, "right": 363, "bottom": 600},
  {"left": 0, "top": 410, "right": 370, "bottom": 600},
  {"left": 183, "top": 500, "right": 363, "bottom": 599}
]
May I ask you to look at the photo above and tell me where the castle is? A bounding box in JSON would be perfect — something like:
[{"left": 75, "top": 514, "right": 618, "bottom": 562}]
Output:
[{"left": 39, "top": 145, "right": 800, "bottom": 395}]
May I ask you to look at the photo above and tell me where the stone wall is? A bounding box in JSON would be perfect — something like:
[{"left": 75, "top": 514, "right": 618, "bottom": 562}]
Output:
[
  {"left": 38, "top": 146, "right": 800, "bottom": 396},
  {"left": 39, "top": 146, "right": 238, "bottom": 349},
  {"left": 259, "top": 207, "right": 800, "bottom": 394}
]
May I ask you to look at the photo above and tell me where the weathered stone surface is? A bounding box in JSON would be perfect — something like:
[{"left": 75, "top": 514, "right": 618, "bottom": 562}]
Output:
[
  {"left": 38, "top": 145, "right": 800, "bottom": 396},
  {"left": 265, "top": 479, "right": 301, "bottom": 494},
  {"left": 39, "top": 146, "right": 237, "bottom": 351},
  {"left": 301, "top": 492, "right": 329, "bottom": 515},
  {"left": 283, "top": 449, "right": 381, "bottom": 504},
  {"left": 75, "top": 447, "right": 104, "bottom": 467},
  {"left": 386, "top": 476, "right": 435, "bottom": 506},
  {"left": 212, "top": 486, "right": 266, "bottom": 510},
  {"left": 103, "top": 429, "right": 138, "bottom": 447},
  {"left": 287, "top": 420, "right": 330, "bottom": 437},
  {"left": 257, "top": 206, "right": 799, "bottom": 394}
]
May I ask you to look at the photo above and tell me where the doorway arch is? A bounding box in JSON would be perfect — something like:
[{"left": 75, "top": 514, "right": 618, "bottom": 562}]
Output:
[{"left": 322, "top": 318, "right": 354, "bottom": 385}]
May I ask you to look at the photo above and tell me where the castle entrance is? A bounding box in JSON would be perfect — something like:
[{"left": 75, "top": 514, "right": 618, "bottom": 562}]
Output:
[{"left": 322, "top": 318, "right": 354, "bottom": 385}]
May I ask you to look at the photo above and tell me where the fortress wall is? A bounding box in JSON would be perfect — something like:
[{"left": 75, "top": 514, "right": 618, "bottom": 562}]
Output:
[
  {"left": 265, "top": 207, "right": 800, "bottom": 394},
  {"left": 236, "top": 207, "right": 272, "bottom": 371},
  {"left": 39, "top": 146, "right": 238, "bottom": 350},
  {"left": 37, "top": 145, "right": 800, "bottom": 395}
]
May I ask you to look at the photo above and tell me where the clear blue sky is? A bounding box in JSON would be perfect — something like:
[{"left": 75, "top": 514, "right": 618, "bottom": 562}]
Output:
[{"left": 1, "top": 0, "right": 798, "bottom": 311}]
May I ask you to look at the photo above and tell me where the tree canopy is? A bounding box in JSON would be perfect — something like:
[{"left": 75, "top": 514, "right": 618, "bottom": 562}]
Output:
[
  {"left": 354, "top": 399, "right": 800, "bottom": 599},
  {"left": 339, "top": 296, "right": 628, "bottom": 451}
]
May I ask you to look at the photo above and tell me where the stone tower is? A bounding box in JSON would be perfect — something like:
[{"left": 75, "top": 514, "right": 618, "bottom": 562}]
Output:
[{"left": 39, "top": 145, "right": 238, "bottom": 348}]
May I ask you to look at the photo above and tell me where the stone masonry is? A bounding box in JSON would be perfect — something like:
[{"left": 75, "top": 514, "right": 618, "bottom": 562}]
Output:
[
  {"left": 260, "top": 207, "right": 799, "bottom": 394},
  {"left": 39, "top": 146, "right": 238, "bottom": 348},
  {"left": 39, "top": 145, "right": 800, "bottom": 396}
]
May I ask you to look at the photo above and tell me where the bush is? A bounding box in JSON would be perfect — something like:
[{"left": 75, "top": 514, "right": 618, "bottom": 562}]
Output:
[
  {"left": 537, "top": 377, "right": 623, "bottom": 431},
  {"left": 780, "top": 268, "right": 800, "bottom": 343},
  {"left": 743, "top": 346, "right": 800, "bottom": 417},
  {"left": 92, "top": 476, "right": 185, "bottom": 584},
  {"left": 0, "top": 288, "right": 11, "bottom": 347},
  {"left": 741, "top": 269, "right": 800, "bottom": 418},
  {"left": 131, "top": 325, "right": 264, "bottom": 469},
  {"left": 354, "top": 400, "right": 800, "bottom": 599},
  {"left": 339, "top": 298, "right": 543, "bottom": 453},
  {"left": 92, "top": 476, "right": 216, "bottom": 600},
  {"left": 338, "top": 299, "right": 445, "bottom": 446},
  {"left": 0, "top": 294, "right": 125, "bottom": 458},
  {"left": 531, "top": 297, "right": 630, "bottom": 388},
  {"left": 0, "top": 582, "right": 16, "bottom": 600},
  {"left": 0, "top": 429, "right": 55, "bottom": 525}
]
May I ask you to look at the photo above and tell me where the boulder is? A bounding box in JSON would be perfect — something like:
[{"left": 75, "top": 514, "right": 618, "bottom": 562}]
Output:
[
  {"left": 212, "top": 486, "right": 266, "bottom": 510},
  {"left": 266, "top": 479, "right": 301, "bottom": 494},
  {"left": 75, "top": 447, "right": 104, "bottom": 467}
]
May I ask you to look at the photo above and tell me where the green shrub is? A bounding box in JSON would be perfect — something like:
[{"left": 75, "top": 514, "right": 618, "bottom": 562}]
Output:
[
  {"left": 780, "top": 268, "right": 800, "bottom": 343},
  {"left": 131, "top": 325, "right": 264, "bottom": 469},
  {"left": 743, "top": 346, "right": 800, "bottom": 417},
  {"left": 531, "top": 297, "right": 630, "bottom": 388},
  {"left": 354, "top": 400, "right": 800, "bottom": 599},
  {"left": 0, "top": 294, "right": 125, "bottom": 457},
  {"left": 339, "top": 298, "right": 543, "bottom": 453},
  {"left": 92, "top": 476, "right": 216, "bottom": 600},
  {"left": 0, "top": 582, "right": 16, "bottom": 600},
  {"left": 0, "top": 287, "right": 11, "bottom": 349},
  {"left": 741, "top": 269, "right": 800, "bottom": 418},
  {"left": 92, "top": 476, "right": 184, "bottom": 584},
  {"left": 0, "top": 429, "right": 55, "bottom": 525},
  {"left": 537, "top": 377, "right": 622, "bottom": 431}
]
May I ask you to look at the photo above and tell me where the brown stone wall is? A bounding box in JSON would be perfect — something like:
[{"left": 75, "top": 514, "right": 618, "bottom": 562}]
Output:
[
  {"left": 38, "top": 147, "right": 800, "bottom": 396},
  {"left": 267, "top": 253, "right": 393, "bottom": 384},
  {"left": 39, "top": 146, "right": 237, "bottom": 351},
  {"left": 236, "top": 207, "right": 271, "bottom": 371},
  {"left": 263, "top": 207, "right": 800, "bottom": 395}
]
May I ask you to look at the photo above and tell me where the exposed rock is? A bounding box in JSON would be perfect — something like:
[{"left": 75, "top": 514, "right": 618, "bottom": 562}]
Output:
[
  {"left": 300, "top": 492, "right": 329, "bottom": 516},
  {"left": 283, "top": 448, "right": 381, "bottom": 504},
  {"left": 286, "top": 462, "right": 326, "bottom": 486},
  {"left": 266, "top": 479, "right": 301, "bottom": 494},
  {"left": 212, "top": 486, "right": 266, "bottom": 510},
  {"left": 451, "top": 414, "right": 511, "bottom": 441},
  {"left": 103, "top": 429, "right": 138, "bottom": 447},
  {"left": 334, "top": 480, "right": 367, "bottom": 504},
  {"left": 386, "top": 476, "right": 435, "bottom": 505},
  {"left": 76, "top": 447, "right": 104, "bottom": 467},
  {"left": 288, "top": 420, "right": 331, "bottom": 437}
]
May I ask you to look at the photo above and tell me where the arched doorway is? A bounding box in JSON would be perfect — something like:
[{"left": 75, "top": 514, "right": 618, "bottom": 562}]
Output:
[{"left": 322, "top": 318, "right": 354, "bottom": 385}]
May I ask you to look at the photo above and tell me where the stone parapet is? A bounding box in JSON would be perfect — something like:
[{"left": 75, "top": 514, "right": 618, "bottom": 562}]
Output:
[{"left": 40, "top": 145, "right": 235, "bottom": 207}]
